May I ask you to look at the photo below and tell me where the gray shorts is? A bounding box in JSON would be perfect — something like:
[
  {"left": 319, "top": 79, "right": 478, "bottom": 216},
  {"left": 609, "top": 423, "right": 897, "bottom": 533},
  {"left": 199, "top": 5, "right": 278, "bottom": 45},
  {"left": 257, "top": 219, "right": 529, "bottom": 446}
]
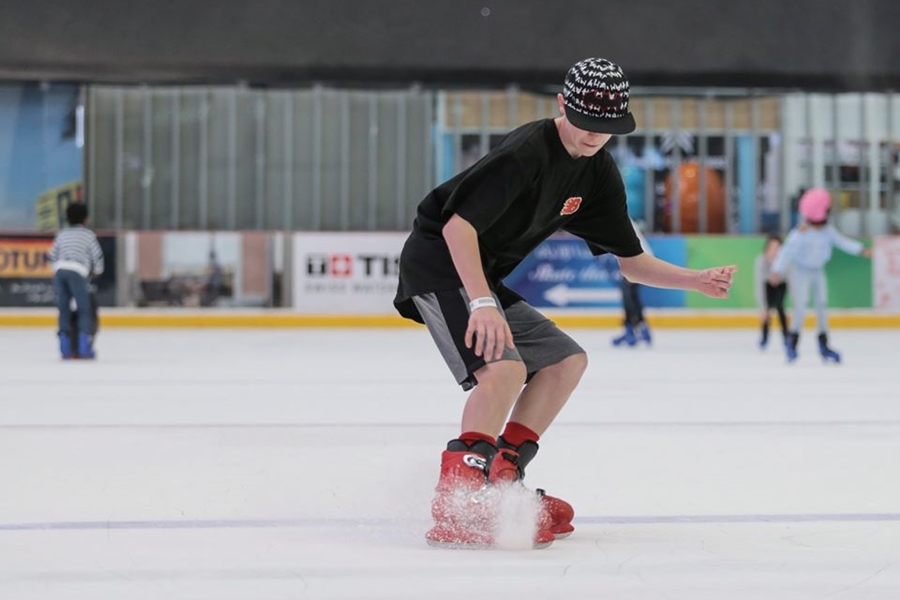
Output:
[{"left": 412, "top": 288, "right": 585, "bottom": 391}]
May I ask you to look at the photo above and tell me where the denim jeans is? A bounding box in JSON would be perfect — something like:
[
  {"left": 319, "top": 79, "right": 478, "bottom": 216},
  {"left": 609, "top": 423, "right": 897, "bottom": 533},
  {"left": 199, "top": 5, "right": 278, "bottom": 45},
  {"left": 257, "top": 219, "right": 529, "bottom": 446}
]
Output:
[{"left": 54, "top": 269, "right": 94, "bottom": 335}]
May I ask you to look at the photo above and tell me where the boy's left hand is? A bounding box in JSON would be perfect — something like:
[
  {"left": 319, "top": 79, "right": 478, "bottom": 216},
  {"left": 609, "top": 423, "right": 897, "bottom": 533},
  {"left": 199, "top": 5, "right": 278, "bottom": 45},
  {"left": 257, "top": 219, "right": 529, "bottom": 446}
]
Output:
[
  {"left": 697, "top": 265, "right": 737, "bottom": 299},
  {"left": 861, "top": 248, "right": 873, "bottom": 258}
]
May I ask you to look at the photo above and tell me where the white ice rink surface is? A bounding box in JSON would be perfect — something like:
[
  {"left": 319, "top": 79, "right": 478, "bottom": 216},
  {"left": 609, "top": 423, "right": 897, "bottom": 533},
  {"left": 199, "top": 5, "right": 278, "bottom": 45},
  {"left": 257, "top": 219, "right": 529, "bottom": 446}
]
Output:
[{"left": 1, "top": 326, "right": 899, "bottom": 599}]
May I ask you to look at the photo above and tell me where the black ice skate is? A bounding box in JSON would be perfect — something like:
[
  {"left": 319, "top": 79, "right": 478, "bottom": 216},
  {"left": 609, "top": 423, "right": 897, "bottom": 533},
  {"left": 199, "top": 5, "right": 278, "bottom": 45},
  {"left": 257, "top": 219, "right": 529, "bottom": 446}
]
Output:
[
  {"left": 817, "top": 332, "right": 841, "bottom": 364},
  {"left": 786, "top": 332, "right": 799, "bottom": 363}
]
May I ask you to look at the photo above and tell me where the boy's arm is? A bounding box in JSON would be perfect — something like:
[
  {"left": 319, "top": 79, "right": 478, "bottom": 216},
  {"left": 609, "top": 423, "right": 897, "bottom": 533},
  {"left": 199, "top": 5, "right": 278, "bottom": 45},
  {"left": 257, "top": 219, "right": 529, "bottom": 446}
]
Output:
[
  {"left": 442, "top": 214, "right": 513, "bottom": 360},
  {"left": 90, "top": 234, "right": 105, "bottom": 275},
  {"left": 618, "top": 252, "right": 735, "bottom": 299},
  {"left": 48, "top": 236, "right": 59, "bottom": 264}
]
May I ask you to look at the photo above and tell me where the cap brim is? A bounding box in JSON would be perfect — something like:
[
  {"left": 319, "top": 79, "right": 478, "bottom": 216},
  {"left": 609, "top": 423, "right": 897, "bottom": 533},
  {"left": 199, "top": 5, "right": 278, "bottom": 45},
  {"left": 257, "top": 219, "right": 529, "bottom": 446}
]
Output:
[{"left": 565, "top": 106, "right": 636, "bottom": 135}]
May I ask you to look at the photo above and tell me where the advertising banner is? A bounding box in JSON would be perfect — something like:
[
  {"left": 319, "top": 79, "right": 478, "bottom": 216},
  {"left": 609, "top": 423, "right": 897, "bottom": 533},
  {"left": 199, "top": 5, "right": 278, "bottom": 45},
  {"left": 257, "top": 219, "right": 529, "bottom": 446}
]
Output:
[
  {"left": 685, "top": 236, "right": 767, "bottom": 309},
  {"left": 504, "top": 234, "right": 621, "bottom": 309},
  {"left": 36, "top": 180, "right": 84, "bottom": 230},
  {"left": 0, "top": 235, "right": 117, "bottom": 307},
  {"left": 686, "top": 235, "right": 872, "bottom": 309},
  {"left": 639, "top": 236, "right": 687, "bottom": 308},
  {"left": 292, "top": 232, "right": 404, "bottom": 314},
  {"left": 873, "top": 235, "right": 900, "bottom": 309},
  {"left": 504, "top": 233, "right": 685, "bottom": 309}
]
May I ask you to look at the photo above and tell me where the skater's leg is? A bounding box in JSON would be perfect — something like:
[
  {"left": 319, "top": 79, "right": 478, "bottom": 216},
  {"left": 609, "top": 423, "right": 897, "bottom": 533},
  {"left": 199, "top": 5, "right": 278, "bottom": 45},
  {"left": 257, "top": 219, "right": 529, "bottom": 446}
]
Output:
[
  {"left": 461, "top": 360, "right": 526, "bottom": 435},
  {"left": 811, "top": 272, "right": 839, "bottom": 362},
  {"left": 412, "top": 291, "right": 555, "bottom": 548},
  {"left": 499, "top": 358, "right": 586, "bottom": 540},
  {"left": 760, "top": 284, "right": 774, "bottom": 348},
  {"left": 790, "top": 271, "right": 810, "bottom": 336},
  {"left": 621, "top": 279, "right": 641, "bottom": 326},
  {"left": 502, "top": 303, "right": 586, "bottom": 539},
  {"left": 497, "top": 429, "right": 575, "bottom": 539},
  {"left": 613, "top": 280, "right": 639, "bottom": 346},
  {"left": 630, "top": 283, "right": 652, "bottom": 343},
  {"left": 507, "top": 353, "right": 587, "bottom": 435},
  {"left": 772, "top": 283, "right": 789, "bottom": 340},
  {"left": 787, "top": 271, "right": 812, "bottom": 361},
  {"left": 70, "top": 275, "right": 94, "bottom": 340},
  {"left": 811, "top": 271, "right": 829, "bottom": 335},
  {"left": 501, "top": 301, "right": 588, "bottom": 434},
  {"left": 54, "top": 271, "right": 74, "bottom": 358}
]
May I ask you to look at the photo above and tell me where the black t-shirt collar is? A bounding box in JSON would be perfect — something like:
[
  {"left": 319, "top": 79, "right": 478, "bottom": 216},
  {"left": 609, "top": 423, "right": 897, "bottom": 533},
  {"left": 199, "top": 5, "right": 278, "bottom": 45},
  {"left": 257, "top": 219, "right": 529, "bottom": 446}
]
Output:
[{"left": 544, "top": 118, "right": 586, "bottom": 164}]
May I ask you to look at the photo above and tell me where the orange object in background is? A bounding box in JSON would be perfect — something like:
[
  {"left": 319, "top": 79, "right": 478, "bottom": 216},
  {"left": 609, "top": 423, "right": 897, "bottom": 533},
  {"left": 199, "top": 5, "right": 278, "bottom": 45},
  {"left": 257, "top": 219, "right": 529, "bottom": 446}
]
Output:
[{"left": 663, "top": 162, "right": 726, "bottom": 233}]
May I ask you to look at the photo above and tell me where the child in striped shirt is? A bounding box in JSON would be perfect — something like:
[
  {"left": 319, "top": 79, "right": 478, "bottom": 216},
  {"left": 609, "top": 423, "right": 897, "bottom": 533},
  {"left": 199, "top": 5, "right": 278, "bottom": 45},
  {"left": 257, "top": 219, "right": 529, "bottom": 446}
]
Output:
[{"left": 48, "top": 203, "right": 104, "bottom": 359}]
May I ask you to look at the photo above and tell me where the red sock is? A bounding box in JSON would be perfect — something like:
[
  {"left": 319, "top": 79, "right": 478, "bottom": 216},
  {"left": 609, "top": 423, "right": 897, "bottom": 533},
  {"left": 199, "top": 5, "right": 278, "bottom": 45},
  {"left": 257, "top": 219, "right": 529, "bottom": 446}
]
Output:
[
  {"left": 458, "top": 431, "right": 496, "bottom": 447},
  {"left": 501, "top": 422, "right": 540, "bottom": 447}
]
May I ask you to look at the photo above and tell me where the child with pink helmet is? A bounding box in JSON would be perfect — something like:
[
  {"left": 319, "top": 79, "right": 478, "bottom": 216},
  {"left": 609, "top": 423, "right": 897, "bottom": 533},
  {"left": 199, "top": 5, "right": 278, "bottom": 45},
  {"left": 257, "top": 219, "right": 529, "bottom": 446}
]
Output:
[
  {"left": 769, "top": 187, "right": 871, "bottom": 362},
  {"left": 798, "top": 187, "right": 832, "bottom": 223}
]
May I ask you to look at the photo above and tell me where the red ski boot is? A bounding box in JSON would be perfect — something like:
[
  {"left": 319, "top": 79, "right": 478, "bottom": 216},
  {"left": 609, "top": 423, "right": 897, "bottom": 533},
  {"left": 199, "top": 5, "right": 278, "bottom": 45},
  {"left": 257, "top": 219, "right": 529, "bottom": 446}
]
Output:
[
  {"left": 426, "top": 439, "right": 554, "bottom": 549},
  {"left": 497, "top": 437, "right": 575, "bottom": 539}
]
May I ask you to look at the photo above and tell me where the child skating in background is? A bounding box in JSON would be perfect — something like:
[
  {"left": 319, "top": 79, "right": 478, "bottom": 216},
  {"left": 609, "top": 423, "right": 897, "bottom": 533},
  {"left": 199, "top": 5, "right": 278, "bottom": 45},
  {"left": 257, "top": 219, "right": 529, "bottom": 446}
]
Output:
[
  {"left": 49, "top": 202, "right": 104, "bottom": 359},
  {"left": 612, "top": 219, "right": 653, "bottom": 347},
  {"left": 769, "top": 188, "right": 871, "bottom": 363},
  {"left": 754, "top": 234, "right": 789, "bottom": 350}
]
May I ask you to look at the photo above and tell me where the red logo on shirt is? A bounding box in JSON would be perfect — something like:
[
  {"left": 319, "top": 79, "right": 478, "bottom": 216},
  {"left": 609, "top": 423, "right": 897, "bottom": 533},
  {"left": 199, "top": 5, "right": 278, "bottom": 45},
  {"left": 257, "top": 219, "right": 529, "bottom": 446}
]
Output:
[{"left": 560, "top": 197, "right": 582, "bottom": 216}]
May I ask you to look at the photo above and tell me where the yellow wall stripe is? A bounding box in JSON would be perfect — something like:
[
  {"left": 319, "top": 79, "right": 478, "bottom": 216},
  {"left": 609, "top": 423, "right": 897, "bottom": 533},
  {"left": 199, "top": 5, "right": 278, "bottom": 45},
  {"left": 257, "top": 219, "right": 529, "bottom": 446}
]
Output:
[{"left": 1, "top": 311, "right": 899, "bottom": 329}]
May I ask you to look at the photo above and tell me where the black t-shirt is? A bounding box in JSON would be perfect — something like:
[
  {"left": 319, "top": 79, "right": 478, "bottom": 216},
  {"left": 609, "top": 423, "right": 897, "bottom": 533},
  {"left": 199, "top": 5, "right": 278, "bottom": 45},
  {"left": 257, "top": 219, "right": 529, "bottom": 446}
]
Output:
[{"left": 394, "top": 118, "right": 643, "bottom": 322}]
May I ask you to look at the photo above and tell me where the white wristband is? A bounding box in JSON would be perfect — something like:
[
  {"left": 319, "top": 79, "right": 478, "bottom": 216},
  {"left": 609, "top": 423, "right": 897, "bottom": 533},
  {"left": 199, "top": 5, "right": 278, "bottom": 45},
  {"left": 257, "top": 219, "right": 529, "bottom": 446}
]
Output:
[{"left": 468, "top": 296, "right": 498, "bottom": 311}]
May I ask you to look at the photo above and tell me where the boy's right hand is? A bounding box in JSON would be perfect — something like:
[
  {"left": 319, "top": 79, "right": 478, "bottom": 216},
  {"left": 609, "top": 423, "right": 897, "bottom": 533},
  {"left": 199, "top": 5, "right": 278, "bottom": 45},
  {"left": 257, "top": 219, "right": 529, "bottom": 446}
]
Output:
[
  {"left": 466, "top": 307, "right": 515, "bottom": 361},
  {"left": 696, "top": 265, "right": 737, "bottom": 299}
]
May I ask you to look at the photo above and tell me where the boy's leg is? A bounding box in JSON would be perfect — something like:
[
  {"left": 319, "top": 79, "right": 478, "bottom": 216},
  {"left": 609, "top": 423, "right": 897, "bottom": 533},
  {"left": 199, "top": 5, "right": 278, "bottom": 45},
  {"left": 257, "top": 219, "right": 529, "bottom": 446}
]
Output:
[
  {"left": 499, "top": 301, "right": 588, "bottom": 433},
  {"left": 70, "top": 275, "right": 94, "bottom": 337},
  {"left": 412, "top": 290, "right": 525, "bottom": 436},
  {"left": 503, "top": 355, "right": 585, "bottom": 539},
  {"left": 502, "top": 302, "right": 587, "bottom": 538},
  {"left": 55, "top": 271, "right": 73, "bottom": 336},
  {"left": 54, "top": 271, "right": 74, "bottom": 358},
  {"left": 507, "top": 353, "right": 587, "bottom": 435},
  {"left": 461, "top": 361, "right": 527, "bottom": 435},
  {"left": 412, "top": 291, "right": 554, "bottom": 548},
  {"left": 497, "top": 435, "right": 575, "bottom": 538},
  {"left": 69, "top": 274, "right": 96, "bottom": 358},
  {"left": 427, "top": 437, "right": 554, "bottom": 548}
]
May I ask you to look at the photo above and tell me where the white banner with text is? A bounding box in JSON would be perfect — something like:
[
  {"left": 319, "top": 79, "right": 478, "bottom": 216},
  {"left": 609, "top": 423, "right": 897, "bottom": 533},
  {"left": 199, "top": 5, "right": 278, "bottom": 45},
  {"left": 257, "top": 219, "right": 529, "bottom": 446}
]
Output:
[{"left": 292, "top": 232, "right": 405, "bottom": 314}]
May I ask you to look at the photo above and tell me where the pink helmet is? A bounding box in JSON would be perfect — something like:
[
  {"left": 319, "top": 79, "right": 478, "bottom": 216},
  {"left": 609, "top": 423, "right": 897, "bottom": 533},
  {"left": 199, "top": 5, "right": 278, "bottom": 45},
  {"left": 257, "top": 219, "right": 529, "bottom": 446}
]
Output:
[{"left": 798, "top": 187, "right": 831, "bottom": 222}]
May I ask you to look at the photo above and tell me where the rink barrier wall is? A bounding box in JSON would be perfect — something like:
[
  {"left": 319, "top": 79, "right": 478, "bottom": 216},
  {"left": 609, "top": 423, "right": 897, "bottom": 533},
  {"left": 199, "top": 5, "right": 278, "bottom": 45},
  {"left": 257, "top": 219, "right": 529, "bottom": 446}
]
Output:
[{"left": 1, "top": 309, "right": 899, "bottom": 329}]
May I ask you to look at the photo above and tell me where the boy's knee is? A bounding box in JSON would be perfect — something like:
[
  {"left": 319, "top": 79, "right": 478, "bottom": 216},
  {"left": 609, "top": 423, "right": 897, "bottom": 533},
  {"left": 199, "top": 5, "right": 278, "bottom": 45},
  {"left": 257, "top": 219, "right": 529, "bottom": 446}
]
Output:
[
  {"left": 545, "top": 352, "right": 588, "bottom": 382},
  {"left": 564, "top": 352, "right": 589, "bottom": 377},
  {"left": 475, "top": 360, "right": 527, "bottom": 391}
]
